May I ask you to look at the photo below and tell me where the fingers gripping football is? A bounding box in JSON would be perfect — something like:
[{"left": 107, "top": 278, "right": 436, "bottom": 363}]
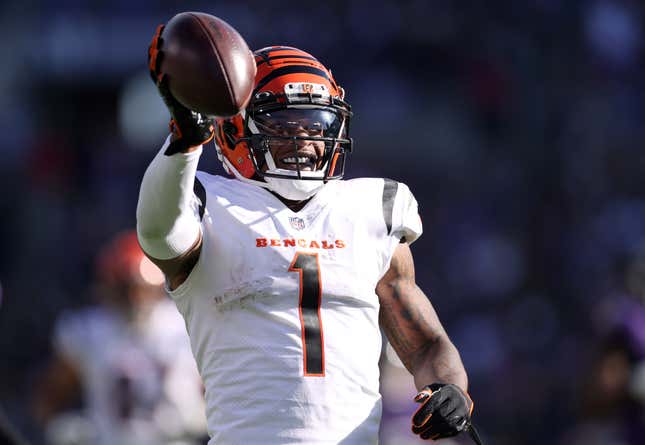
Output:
[
  {"left": 148, "top": 25, "right": 164, "bottom": 83},
  {"left": 147, "top": 24, "right": 215, "bottom": 155},
  {"left": 412, "top": 383, "right": 474, "bottom": 441}
]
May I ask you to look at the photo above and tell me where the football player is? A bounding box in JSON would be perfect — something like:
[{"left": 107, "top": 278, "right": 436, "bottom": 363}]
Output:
[
  {"left": 33, "top": 231, "right": 207, "bottom": 445},
  {"left": 139, "top": 28, "right": 475, "bottom": 444}
]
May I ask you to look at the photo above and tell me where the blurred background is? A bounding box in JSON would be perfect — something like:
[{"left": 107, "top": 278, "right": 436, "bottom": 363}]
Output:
[{"left": 1, "top": 0, "right": 645, "bottom": 444}]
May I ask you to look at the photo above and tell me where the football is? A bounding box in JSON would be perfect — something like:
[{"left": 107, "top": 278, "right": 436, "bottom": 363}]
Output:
[{"left": 160, "top": 12, "right": 256, "bottom": 117}]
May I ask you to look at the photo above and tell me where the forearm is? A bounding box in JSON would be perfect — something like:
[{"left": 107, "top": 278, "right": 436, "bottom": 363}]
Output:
[
  {"left": 136, "top": 135, "right": 203, "bottom": 259},
  {"left": 379, "top": 280, "right": 467, "bottom": 390},
  {"left": 410, "top": 336, "right": 468, "bottom": 392},
  {"left": 378, "top": 243, "right": 469, "bottom": 392}
]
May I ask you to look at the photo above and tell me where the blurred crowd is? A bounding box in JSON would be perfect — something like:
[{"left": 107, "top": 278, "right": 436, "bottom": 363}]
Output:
[{"left": 1, "top": 0, "right": 645, "bottom": 444}]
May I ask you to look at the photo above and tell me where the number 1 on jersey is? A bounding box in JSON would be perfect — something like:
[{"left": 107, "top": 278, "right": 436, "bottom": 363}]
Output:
[{"left": 289, "top": 252, "right": 324, "bottom": 376}]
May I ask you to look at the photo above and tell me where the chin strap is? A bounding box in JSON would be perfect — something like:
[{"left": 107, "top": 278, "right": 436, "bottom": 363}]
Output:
[
  {"left": 264, "top": 176, "right": 324, "bottom": 201},
  {"left": 221, "top": 153, "right": 324, "bottom": 201}
]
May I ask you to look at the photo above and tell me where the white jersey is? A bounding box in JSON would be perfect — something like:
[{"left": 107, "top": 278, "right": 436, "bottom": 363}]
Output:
[
  {"left": 53, "top": 299, "right": 206, "bottom": 444},
  {"left": 168, "top": 174, "right": 422, "bottom": 445}
]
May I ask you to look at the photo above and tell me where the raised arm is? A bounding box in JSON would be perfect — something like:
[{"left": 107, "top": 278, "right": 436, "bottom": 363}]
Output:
[
  {"left": 136, "top": 138, "right": 205, "bottom": 289},
  {"left": 136, "top": 24, "right": 214, "bottom": 289},
  {"left": 376, "top": 242, "right": 473, "bottom": 441}
]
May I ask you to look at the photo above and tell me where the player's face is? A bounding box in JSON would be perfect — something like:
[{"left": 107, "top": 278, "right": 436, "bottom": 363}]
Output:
[
  {"left": 268, "top": 131, "right": 325, "bottom": 172},
  {"left": 254, "top": 109, "right": 339, "bottom": 171}
]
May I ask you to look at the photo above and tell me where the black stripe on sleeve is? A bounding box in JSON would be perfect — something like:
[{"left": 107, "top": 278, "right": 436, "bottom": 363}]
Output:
[
  {"left": 194, "top": 177, "right": 206, "bottom": 220},
  {"left": 382, "top": 179, "right": 398, "bottom": 235}
]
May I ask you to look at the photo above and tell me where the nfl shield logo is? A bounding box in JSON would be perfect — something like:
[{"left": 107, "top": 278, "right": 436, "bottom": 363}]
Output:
[{"left": 289, "top": 216, "right": 306, "bottom": 231}]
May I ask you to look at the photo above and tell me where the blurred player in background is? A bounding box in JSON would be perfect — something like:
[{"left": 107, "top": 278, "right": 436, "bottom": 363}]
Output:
[
  {"left": 564, "top": 247, "right": 645, "bottom": 445},
  {"left": 32, "top": 230, "right": 207, "bottom": 445},
  {"left": 138, "top": 24, "right": 475, "bottom": 444}
]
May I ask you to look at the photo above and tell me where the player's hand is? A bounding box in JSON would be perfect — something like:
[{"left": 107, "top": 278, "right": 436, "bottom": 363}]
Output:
[
  {"left": 148, "top": 24, "right": 215, "bottom": 155},
  {"left": 411, "top": 383, "right": 474, "bottom": 441}
]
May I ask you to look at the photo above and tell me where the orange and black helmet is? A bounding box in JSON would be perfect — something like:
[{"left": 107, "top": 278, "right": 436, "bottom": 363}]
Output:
[{"left": 214, "top": 46, "right": 352, "bottom": 187}]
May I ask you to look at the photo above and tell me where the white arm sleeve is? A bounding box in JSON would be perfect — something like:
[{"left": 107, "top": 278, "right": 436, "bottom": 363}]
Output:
[
  {"left": 136, "top": 135, "right": 203, "bottom": 260},
  {"left": 391, "top": 182, "right": 423, "bottom": 244}
]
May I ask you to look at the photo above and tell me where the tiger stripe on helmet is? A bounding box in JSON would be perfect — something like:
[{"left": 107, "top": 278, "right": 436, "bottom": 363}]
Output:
[
  {"left": 255, "top": 46, "right": 319, "bottom": 61},
  {"left": 252, "top": 46, "right": 340, "bottom": 98},
  {"left": 255, "top": 46, "right": 319, "bottom": 67},
  {"left": 256, "top": 54, "right": 318, "bottom": 67},
  {"left": 252, "top": 65, "right": 332, "bottom": 97}
]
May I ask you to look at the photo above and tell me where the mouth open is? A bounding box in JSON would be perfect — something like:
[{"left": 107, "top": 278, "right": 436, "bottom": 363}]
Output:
[{"left": 277, "top": 153, "right": 318, "bottom": 171}]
